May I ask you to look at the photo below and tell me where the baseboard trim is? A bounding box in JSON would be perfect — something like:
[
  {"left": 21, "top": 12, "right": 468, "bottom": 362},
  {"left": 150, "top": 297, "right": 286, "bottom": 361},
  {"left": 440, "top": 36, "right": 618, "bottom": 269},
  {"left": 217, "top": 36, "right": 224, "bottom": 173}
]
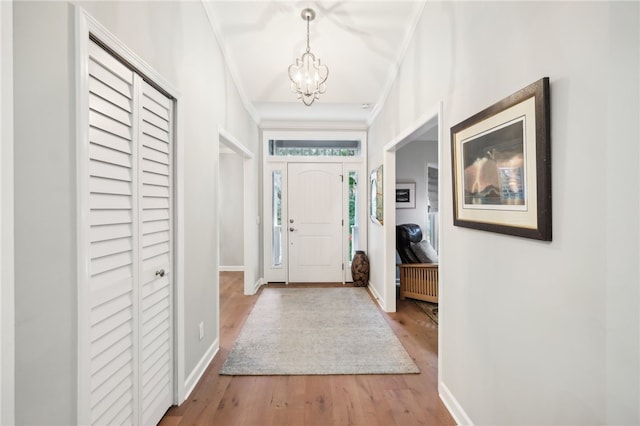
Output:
[
  {"left": 219, "top": 265, "right": 244, "bottom": 272},
  {"left": 182, "top": 338, "right": 219, "bottom": 403},
  {"left": 367, "top": 281, "right": 386, "bottom": 310},
  {"left": 439, "top": 381, "right": 473, "bottom": 426},
  {"left": 252, "top": 277, "right": 263, "bottom": 294}
]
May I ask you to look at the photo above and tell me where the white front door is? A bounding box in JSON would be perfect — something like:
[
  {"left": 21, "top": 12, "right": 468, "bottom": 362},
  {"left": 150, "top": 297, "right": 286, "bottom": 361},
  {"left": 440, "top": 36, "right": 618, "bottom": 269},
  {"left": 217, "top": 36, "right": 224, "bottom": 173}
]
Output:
[{"left": 288, "top": 163, "right": 343, "bottom": 282}]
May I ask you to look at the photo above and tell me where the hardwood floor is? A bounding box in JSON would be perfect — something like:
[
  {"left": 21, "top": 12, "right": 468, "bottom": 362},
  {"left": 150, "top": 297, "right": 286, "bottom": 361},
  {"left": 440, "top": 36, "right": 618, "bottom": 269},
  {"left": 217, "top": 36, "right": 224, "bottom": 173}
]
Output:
[{"left": 159, "top": 272, "right": 454, "bottom": 426}]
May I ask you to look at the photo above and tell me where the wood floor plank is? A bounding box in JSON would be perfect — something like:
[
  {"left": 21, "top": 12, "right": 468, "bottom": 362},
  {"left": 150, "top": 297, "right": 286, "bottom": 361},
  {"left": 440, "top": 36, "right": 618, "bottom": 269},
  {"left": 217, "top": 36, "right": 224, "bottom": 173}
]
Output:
[
  {"left": 266, "top": 376, "right": 306, "bottom": 426},
  {"left": 304, "top": 375, "right": 335, "bottom": 426},
  {"left": 160, "top": 272, "right": 455, "bottom": 426}
]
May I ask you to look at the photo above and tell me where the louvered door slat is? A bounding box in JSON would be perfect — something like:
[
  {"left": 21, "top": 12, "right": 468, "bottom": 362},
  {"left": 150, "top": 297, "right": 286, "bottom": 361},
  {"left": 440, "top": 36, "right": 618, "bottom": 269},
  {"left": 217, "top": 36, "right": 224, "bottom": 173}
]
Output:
[
  {"left": 90, "top": 210, "right": 133, "bottom": 226},
  {"left": 90, "top": 142, "right": 133, "bottom": 168},
  {"left": 141, "top": 133, "right": 169, "bottom": 154},
  {"left": 142, "top": 124, "right": 170, "bottom": 143},
  {"left": 90, "top": 223, "right": 133, "bottom": 243},
  {"left": 90, "top": 110, "right": 133, "bottom": 141},
  {"left": 89, "top": 77, "right": 133, "bottom": 112},
  {"left": 90, "top": 160, "right": 132, "bottom": 182},
  {"left": 142, "top": 209, "right": 169, "bottom": 222},
  {"left": 90, "top": 127, "right": 132, "bottom": 154},
  {"left": 90, "top": 176, "right": 133, "bottom": 196},
  {"left": 87, "top": 39, "right": 136, "bottom": 426},
  {"left": 91, "top": 359, "right": 134, "bottom": 410},
  {"left": 142, "top": 159, "right": 169, "bottom": 175},
  {"left": 92, "top": 386, "right": 134, "bottom": 426},
  {"left": 142, "top": 110, "right": 170, "bottom": 132},
  {"left": 88, "top": 42, "right": 134, "bottom": 85},
  {"left": 142, "top": 351, "right": 169, "bottom": 387},
  {"left": 142, "top": 171, "right": 169, "bottom": 186},
  {"left": 142, "top": 146, "right": 169, "bottom": 164},
  {"left": 90, "top": 335, "right": 133, "bottom": 378},
  {"left": 142, "top": 230, "right": 169, "bottom": 247},
  {"left": 139, "top": 80, "right": 173, "bottom": 426},
  {"left": 89, "top": 60, "right": 134, "bottom": 104},
  {"left": 90, "top": 347, "right": 132, "bottom": 391},
  {"left": 142, "top": 299, "right": 170, "bottom": 331},
  {"left": 141, "top": 197, "right": 169, "bottom": 210},
  {"left": 91, "top": 238, "right": 133, "bottom": 260},
  {"left": 142, "top": 92, "right": 170, "bottom": 118},
  {"left": 90, "top": 93, "right": 133, "bottom": 127},
  {"left": 90, "top": 193, "right": 133, "bottom": 210},
  {"left": 90, "top": 307, "right": 133, "bottom": 346},
  {"left": 142, "top": 253, "right": 170, "bottom": 271},
  {"left": 89, "top": 279, "right": 132, "bottom": 316},
  {"left": 142, "top": 220, "right": 169, "bottom": 235},
  {"left": 91, "top": 251, "right": 134, "bottom": 276}
]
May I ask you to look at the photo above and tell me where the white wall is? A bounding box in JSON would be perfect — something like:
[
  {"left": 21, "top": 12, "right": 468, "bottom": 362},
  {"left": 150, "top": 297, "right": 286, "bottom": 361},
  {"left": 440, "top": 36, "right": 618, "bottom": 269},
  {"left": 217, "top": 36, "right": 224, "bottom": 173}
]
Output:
[
  {"left": 219, "top": 153, "right": 244, "bottom": 268},
  {"left": 13, "top": 1, "right": 258, "bottom": 424},
  {"left": 395, "top": 140, "right": 437, "bottom": 232},
  {"left": 14, "top": 3, "right": 77, "bottom": 423},
  {"left": 368, "top": 2, "right": 639, "bottom": 425},
  {"left": 0, "top": 1, "right": 15, "bottom": 424}
]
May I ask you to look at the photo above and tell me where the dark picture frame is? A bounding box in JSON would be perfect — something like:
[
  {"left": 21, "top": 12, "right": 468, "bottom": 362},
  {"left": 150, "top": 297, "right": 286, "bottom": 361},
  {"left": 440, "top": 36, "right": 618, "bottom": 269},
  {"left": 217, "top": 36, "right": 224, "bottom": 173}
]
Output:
[
  {"left": 450, "top": 77, "right": 551, "bottom": 240},
  {"left": 395, "top": 182, "right": 416, "bottom": 209}
]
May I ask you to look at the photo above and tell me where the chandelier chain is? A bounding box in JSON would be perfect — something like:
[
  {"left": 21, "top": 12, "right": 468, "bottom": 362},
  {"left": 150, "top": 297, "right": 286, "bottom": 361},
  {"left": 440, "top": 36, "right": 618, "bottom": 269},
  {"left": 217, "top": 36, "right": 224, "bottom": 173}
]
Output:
[{"left": 306, "top": 16, "right": 310, "bottom": 53}]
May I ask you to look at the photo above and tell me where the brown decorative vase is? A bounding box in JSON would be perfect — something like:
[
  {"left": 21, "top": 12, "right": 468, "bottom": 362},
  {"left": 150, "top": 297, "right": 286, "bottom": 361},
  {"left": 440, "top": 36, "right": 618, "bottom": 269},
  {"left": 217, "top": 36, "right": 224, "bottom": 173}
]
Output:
[{"left": 351, "top": 250, "right": 370, "bottom": 287}]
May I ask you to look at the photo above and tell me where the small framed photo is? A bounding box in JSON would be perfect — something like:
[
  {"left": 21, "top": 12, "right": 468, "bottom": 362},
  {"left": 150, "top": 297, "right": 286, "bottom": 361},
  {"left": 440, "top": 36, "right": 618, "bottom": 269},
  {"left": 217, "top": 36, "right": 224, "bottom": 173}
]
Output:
[
  {"left": 395, "top": 182, "right": 416, "bottom": 209},
  {"left": 451, "top": 77, "right": 551, "bottom": 240}
]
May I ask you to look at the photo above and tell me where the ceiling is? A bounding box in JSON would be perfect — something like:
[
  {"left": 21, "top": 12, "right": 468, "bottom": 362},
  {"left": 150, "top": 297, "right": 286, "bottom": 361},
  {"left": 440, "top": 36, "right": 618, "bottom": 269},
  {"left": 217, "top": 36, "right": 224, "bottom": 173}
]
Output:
[{"left": 203, "top": 1, "right": 425, "bottom": 124}]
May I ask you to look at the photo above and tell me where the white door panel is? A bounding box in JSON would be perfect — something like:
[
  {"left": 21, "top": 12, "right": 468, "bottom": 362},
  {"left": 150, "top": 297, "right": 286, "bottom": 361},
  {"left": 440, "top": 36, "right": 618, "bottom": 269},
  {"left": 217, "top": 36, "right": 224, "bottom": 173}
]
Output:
[
  {"left": 138, "top": 80, "right": 173, "bottom": 426},
  {"left": 87, "top": 39, "right": 137, "bottom": 426},
  {"left": 288, "top": 163, "right": 343, "bottom": 282}
]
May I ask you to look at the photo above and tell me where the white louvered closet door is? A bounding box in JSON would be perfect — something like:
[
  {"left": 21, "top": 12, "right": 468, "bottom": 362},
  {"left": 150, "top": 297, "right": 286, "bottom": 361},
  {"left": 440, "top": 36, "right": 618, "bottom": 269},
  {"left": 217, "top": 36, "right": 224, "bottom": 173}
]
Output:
[
  {"left": 85, "top": 39, "right": 173, "bottom": 426},
  {"left": 138, "top": 80, "right": 174, "bottom": 426}
]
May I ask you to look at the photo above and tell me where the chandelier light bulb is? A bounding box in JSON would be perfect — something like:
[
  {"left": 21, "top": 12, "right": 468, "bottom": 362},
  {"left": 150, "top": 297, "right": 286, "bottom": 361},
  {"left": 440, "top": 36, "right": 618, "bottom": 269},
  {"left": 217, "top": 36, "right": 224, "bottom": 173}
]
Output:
[{"left": 288, "top": 8, "right": 329, "bottom": 106}]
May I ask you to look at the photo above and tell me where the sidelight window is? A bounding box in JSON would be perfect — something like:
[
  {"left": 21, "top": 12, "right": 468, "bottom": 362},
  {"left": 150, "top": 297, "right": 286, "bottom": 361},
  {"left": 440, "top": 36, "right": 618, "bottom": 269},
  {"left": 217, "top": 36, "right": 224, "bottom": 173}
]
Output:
[
  {"left": 348, "top": 171, "right": 359, "bottom": 262},
  {"left": 272, "top": 171, "right": 282, "bottom": 267}
]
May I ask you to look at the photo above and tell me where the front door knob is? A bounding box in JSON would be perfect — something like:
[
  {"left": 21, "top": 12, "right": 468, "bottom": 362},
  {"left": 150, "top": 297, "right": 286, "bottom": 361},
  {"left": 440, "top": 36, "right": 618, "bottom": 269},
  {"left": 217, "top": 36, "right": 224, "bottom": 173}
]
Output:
[{"left": 289, "top": 227, "right": 295, "bottom": 232}]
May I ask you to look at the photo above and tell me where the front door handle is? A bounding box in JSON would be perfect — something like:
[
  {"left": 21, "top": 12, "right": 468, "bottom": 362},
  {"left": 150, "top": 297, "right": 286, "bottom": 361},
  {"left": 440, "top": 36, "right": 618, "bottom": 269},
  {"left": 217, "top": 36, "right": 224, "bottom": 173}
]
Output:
[{"left": 289, "top": 227, "right": 295, "bottom": 232}]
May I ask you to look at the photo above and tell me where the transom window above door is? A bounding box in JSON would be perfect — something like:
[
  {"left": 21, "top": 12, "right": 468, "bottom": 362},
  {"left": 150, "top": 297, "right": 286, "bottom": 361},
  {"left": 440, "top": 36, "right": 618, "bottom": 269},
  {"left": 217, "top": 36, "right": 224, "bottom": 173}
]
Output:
[{"left": 268, "top": 139, "right": 361, "bottom": 157}]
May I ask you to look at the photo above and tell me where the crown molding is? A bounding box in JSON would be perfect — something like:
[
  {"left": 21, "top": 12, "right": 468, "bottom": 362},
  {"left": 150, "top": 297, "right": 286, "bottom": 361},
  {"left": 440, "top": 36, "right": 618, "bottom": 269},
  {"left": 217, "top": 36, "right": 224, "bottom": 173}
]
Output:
[
  {"left": 367, "top": 1, "right": 427, "bottom": 127},
  {"left": 201, "top": 0, "right": 261, "bottom": 125}
]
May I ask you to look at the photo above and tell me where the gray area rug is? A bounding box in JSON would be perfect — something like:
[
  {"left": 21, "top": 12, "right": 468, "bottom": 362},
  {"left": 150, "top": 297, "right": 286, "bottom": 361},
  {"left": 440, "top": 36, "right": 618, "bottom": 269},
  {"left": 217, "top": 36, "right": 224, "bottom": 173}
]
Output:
[{"left": 221, "top": 287, "right": 420, "bottom": 375}]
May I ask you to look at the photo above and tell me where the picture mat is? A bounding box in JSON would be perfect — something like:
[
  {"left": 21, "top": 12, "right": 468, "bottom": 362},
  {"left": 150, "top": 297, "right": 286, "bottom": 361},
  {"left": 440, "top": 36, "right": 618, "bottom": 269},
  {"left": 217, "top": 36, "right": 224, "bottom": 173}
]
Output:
[{"left": 453, "top": 96, "right": 538, "bottom": 229}]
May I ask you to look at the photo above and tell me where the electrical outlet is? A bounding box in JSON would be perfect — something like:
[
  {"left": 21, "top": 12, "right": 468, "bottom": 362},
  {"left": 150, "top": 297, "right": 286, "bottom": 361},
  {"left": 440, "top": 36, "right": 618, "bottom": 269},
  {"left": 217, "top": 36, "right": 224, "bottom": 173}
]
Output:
[{"left": 199, "top": 322, "right": 204, "bottom": 341}]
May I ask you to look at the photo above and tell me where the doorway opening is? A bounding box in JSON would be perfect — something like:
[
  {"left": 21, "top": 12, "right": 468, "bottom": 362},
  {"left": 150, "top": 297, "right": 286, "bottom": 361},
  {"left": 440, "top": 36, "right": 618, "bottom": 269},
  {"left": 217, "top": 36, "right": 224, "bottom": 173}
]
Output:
[
  {"left": 262, "top": 129, "right": 367, "bottom": 284},
  {"left": 383, "top": 102, "right": 443, "bottom": 384},
  {"left": 217, "top": 128, "right": 255, "bottom": 294}
]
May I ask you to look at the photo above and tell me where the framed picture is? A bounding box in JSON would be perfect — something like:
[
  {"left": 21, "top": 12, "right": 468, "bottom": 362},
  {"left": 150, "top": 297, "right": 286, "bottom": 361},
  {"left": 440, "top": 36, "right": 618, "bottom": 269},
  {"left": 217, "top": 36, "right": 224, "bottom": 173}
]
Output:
[
  {"left": 395, "top": 182, "right": 416, "bottom": 209},
  {"left": 451, "top": 77, "right": 551, "bottom": 240},
  {"left": 370, "top": 165, "right": 383, "bottom": 225}
]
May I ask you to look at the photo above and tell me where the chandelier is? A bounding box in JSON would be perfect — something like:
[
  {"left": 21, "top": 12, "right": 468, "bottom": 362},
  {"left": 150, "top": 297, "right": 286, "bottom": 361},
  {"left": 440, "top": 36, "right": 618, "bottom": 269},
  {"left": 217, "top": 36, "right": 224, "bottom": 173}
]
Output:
[{"left": 288, "top": 8, "right": 329, "bottom": 106}]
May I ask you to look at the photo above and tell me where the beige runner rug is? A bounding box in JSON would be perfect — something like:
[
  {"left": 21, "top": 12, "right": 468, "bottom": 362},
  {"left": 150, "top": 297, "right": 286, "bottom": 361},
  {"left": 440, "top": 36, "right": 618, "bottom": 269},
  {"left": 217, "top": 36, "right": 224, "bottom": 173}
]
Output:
[{"left": 221, "top": 287, "right": 419, "bottom": 375}]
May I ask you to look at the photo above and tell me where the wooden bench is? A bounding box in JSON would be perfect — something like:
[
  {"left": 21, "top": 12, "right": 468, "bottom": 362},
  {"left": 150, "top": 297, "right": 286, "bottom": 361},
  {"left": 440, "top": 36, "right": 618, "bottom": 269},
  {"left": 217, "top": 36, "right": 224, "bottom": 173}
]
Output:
[{"left": 399, "top": 263, "right": 438, "bottom": 303}]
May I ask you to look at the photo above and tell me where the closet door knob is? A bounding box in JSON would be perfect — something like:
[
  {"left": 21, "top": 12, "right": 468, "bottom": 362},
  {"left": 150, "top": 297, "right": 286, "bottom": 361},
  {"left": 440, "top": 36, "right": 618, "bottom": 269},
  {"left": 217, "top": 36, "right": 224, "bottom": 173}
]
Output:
[{"left": 155, "top": 269, "right": 165, "bottom": 277}]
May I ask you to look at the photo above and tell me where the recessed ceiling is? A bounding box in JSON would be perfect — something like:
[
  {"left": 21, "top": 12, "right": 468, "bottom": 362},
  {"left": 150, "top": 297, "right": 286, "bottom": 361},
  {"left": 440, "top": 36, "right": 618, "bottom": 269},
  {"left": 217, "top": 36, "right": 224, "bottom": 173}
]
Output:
[{"left": 203, "top": 1, "right": 425, "bottom": 124}]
